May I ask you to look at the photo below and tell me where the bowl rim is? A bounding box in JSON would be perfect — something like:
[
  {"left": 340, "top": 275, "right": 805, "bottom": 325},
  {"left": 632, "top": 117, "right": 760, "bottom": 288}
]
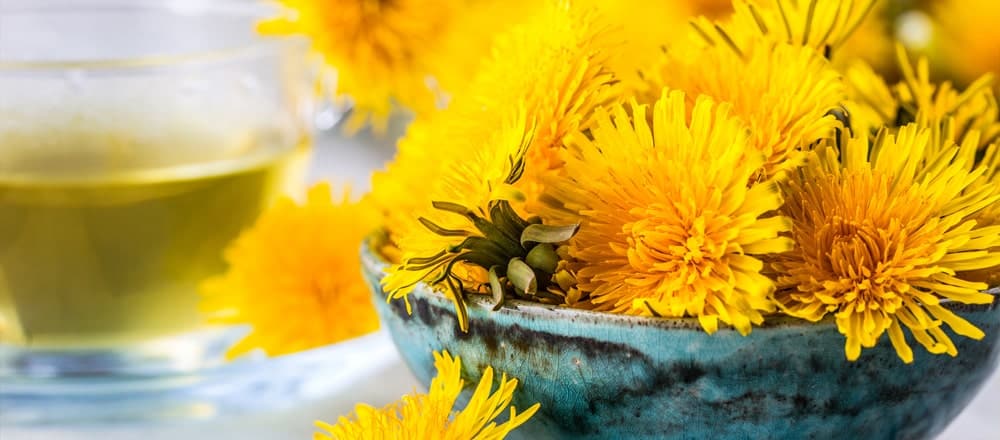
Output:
[{"left": 361, "top": 237, "right": 1000, "bottom": 332}]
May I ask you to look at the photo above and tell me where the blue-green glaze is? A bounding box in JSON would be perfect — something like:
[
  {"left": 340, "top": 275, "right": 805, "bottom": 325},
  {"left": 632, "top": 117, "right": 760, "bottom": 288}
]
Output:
[{"left": 362, "top": 244, "right": 1000, "bottom": 440}]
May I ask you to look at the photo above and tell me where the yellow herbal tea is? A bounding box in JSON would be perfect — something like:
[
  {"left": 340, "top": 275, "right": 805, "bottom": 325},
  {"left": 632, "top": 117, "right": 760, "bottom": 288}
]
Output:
[{"left": 0, "top": 129, "right": 309, "bottom": 349}]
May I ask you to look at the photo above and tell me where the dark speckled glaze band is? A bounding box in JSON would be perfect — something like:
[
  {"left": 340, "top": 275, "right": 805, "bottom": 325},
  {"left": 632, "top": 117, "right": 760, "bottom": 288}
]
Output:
[{"left": 362, "top": 243, "right": 1000, "bottom": 440}]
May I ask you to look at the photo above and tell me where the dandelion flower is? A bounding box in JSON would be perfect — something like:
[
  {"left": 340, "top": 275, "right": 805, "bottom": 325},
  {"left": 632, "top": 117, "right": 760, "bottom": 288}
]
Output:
[
  {"left": 970, "top": 143, "right": 1000, "bottom": 228},
  {"left": 834, "top": 0, "right": 893, "bottom": 72},
  {"left": 960, "top": 141, "right": 1000, "bottom": 286},
  {"left": 683, "top": 0, "right": 890, "bottom": 81},
  {"left": 427, "top": 0, "right": 537, "bottom": 99},
  {"left": 773, "top": 126, "right": 1000, "bottom": 363},
  {"left": 368, "top": 111, "right": 476, "bottom": 250},
  {"left": 845, "top": 46, "right": 999, "bottom": 152},
  {"left": 372, "top": 0, "right": 619, "bottom": 237},
  {"left": 200, "top": 183, "right": 380, "bottom": 357},
  {"left": 378, "top": 109, "right": 533, "bottom": 320},
  {"left": 468, "top": 0, "right": 620, "bottom": 211},
  {"left": 316, "top": 350, "right": 539, "bottom": 439},
  {"left": 579, "top": 0, "right": 696, "bottom": 95},
  {"left": 894, "top": 47, "right": 999, "bottom": 150},
  {"left": 375, "top": 1, "right": 617, "bottom": 328},
  {"left": 842, "top": 60, "right": 898, "bottom": 137},
  {"left": 693, "top": 0, "right": 879, "bottom": 60},
  {"left": 259, "top": 0, "right": 460, "bottom": 133},
  {"left": 547, "top": 90, "right": 794, "bottom": 335},
  {"left": 647, "top": 39, "right": 844, "bottom": 179}
]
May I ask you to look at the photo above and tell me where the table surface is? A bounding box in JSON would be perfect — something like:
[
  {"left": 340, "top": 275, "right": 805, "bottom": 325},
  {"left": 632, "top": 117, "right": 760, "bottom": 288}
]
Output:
[{"left": 2, "top": 129, "right": 998, "bottom": 439}]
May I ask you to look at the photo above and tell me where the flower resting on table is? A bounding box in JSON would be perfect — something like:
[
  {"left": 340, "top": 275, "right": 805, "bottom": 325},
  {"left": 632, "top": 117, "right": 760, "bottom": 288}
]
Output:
[
  {"left": 773, "top": 125, "right": 1000, "bottom": 363},
  {"left": 200, "top": 183, "right": 380, "bottom": 358},
  {"left": 316, "top": 350, "right": 539, "bottom": 440}
]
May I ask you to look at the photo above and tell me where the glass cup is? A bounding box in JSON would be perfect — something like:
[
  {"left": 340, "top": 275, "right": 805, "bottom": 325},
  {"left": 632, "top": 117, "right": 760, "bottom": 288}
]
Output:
[{"left": 0, "top": 0, "right": 314, "bottom": 401}]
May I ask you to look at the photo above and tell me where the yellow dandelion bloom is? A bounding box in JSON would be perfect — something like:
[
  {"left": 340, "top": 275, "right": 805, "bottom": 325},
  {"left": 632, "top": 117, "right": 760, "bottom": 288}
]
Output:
[
  {"left": 372, "top": 0, "right": 619, "bottom": 236},
  {"left": 427, "top": 0, "right": 537, "bottom": 100},
  {"left": 380, "top": 112, "right": 535, "bottom": 330},
  {"left": 547, "top": 90, "right": 794, "bottom": 335},
  {"left": 842, "top": 60, "right": 898, "bottom": 137},
  {"left": 693, "top": 0, "right": 878, "bottom": 60},
  {"left": 200, "top": 184, "right": 380, "bottom": 357},
  {"left": 845, "top": 46, "right": 999, "bottom": 153},
  {"left": 971, "top": 143, "right": 1000, "bottom": 228},
  {"left": 374, "top": 1, "right": 619, "bottom": 328},
  {"left": 932, "top": 0, "right": 1000, "bottom": 90},
  {"left": 682, "top": 0, "right": 890, "bottom": 74},
  {"left": 259, "top": 0, "right": 459, "bottom": 133},
  {"left": 316, "top": 350, "right": 539, "bottom": 439},
  {"left": 959, "top": 140, "right": 1000, "bottom": 286},
  {"left": 368, "top": 111, "right": 474, "bottom": 250},
  {"left": 895, "top": 47, "right": 999, "bottom": 150},
  {"left": 648, "top": 39, "right": 844, "bottom": 179},
  {"left": 468, "top": 0, "right": 620, "bottom": 212},
  {"left": 773, "top": 125, "right": 1000, "bottom": 363},
  {"left": 835, "top": 0, "right": 893, "bottom": 73},
  {"left": 579, "top": 0, "right": 695, "bottom": 96}
]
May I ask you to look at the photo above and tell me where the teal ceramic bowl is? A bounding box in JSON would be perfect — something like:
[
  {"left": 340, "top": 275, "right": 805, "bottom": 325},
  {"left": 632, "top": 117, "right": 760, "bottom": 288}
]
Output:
[{"left": 362, "top": 243, "right": 1000, "bottom": 440}]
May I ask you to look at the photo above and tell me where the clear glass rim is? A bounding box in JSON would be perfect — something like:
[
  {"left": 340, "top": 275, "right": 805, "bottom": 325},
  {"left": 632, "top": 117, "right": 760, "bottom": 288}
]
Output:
[{"left": 0, "top": 0, "right": 308, "bottom": 72}]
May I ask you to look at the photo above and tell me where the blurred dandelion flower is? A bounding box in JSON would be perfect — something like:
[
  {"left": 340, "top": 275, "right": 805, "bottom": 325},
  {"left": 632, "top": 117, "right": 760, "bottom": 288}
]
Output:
[
  {"left": 643, "top": 0, "right": 886, "bottom": 180},
  {"left": 693, "top": 0, "right": 878, "bottom": 60},
  {"left": 372, "top": 0, "right": 619, "bottom": 239},
  {"left": 200, "top": 184, "right": 380, "bottom": 357},
  {"left": 685, "top": 0, "right": 894, "bottom": 75},
  {"left": 647, "top": 39, "right": 844, "bottom": 179},
  {"left": 260, "top": 0, "right": 512, "bottom": 134},
  {"left": 842, "top": 60, "right": 899, "bottom": 137},
  {"left": 579, "top": 0, "right": 696, "bottom": 95},
  {"left": 546, "top": 90, "right": 794, "bottom": 335},
  {"left": 833, "top": 0, "right": 893, "bottom": 72},
  {"left": 895, "top": 52, "right": 999, "bottom": 151},
  {"left": 773, "top": 126, "right": 1000, "bottom": 363},
  {"left": 379, "top": 112, "right": 536, "bottom": 330},
  {"left": 375, "top": 1, "right": 618, "bottom": 328},
  {"left": 316, "top": 350, "right": 539, "bottom": 439},
  {"left": 468, "top": 0, "right": 620, "bottom": 212},
  {"left": 368, "top": 113, "right": 459, "bottom": 253},
  {"left": 845, "top": 46, "right": 999, "bottom": 153}
]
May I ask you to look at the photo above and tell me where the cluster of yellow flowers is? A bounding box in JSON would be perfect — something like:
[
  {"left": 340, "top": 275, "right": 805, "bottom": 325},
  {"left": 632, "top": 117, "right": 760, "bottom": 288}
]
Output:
[
  {"left": 371, "top": 0, "right": 1000, "bottom": 366},
  {"left": 203, "top": 0, "right": 1000, "bottom": 437}
]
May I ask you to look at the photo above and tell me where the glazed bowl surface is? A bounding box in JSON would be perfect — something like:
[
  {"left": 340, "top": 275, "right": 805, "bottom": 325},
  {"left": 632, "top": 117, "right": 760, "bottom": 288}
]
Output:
[{"left": 362, "top": 243, "right": 1000, "bottom": 440}]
